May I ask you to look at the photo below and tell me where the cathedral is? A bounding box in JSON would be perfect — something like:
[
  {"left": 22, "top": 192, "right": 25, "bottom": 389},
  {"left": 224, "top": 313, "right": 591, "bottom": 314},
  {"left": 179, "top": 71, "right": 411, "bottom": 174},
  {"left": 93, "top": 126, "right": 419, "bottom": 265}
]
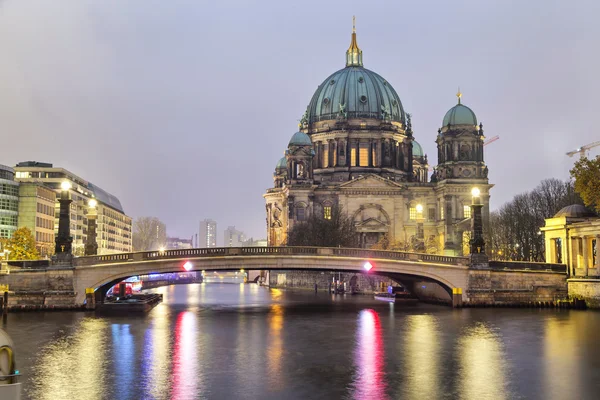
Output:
[{"left": 264, "top": 24, "right": 492, "bottom": 255}]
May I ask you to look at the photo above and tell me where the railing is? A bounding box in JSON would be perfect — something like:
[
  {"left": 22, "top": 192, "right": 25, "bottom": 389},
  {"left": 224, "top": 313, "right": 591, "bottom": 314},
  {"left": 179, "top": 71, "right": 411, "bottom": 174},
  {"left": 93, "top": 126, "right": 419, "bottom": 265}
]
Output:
[
  {"left": 73, "top": 246, "right": 470, "bottom": 267},
  {"left": 489, "top": 260, "right": 567, "bottom": 273}
]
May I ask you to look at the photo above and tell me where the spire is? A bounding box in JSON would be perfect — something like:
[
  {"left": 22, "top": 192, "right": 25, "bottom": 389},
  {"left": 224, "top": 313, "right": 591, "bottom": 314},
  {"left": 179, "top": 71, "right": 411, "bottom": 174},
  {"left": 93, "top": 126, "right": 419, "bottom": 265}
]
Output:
[
  {"left": 346, "top": 16, "right": 363, "bottom": 67},
  {"left": 456, "top": 87, "right": 462, "bottom": 104}
]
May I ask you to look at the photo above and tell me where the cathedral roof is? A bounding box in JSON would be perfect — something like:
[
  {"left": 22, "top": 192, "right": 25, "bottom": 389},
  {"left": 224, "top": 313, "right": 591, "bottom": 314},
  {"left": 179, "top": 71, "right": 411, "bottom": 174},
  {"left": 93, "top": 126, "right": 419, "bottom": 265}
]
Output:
[
  {"left": 275, "top": 157, "right": 287, "bottom": 170},
  {"left": 304, "top": 22, "right": 405, "bottom": 126},
  {"left": 442, "top": 91, "right": 477, "bottom": 127},
  {"left": 288, "top": 131, "right": 312, "bottom": 146},
  {"left": 412, "top": 140, "right": 424, "bottom": 158}
]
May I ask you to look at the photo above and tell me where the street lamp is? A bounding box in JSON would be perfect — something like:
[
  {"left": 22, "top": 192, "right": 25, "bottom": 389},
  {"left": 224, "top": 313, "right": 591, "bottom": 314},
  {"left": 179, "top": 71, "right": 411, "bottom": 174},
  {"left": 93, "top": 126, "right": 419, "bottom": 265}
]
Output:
[
  {"left": 54, "top": 181, "right": 73, "bottom": 262},
  {"left": 85, "top": 198, "right": 98, "bottom": 256},
  {"left": 469, "top": 186, "right": 487, "bottom": 263}
]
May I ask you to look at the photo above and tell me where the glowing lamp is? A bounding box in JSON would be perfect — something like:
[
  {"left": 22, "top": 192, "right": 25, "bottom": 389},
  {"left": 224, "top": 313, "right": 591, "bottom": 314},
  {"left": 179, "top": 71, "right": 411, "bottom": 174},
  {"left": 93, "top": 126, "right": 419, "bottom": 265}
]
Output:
[
  {"left": 88, "top": 199, "right": 97, "bottom": 208},
  {"left": 416, "top": 204, "right": 423, "bottom": 212},
  {"left": 159, "top": 247, "right": 165, "bottom": 253},
  {"left": 363, "top": 261, "right": 373, "bottom": 271},
  {"left": 60, "top": 181, "right": 72, "bottom": 191},
  {"left": 183, "top": 261, "right": 193, "bottom": 271},
  {"left": 471, "top": 187, "right": 481, "bottom": 197}
]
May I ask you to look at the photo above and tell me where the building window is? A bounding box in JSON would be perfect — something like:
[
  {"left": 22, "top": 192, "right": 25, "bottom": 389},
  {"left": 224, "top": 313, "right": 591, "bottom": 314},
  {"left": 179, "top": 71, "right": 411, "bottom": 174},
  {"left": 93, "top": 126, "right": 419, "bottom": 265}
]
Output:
[
  {"left": 463, "top": 205, "right": 471, "bottom": 219},
  {"left": 554, "top": 238, "right": 563, "bottom": 264},
  {"left": 440, "top": 206, "right": 444, "bottom": 220},
  {"left": 351, "top": 147, "right": 357, "bottom": 166},
  {"left": 323, "top": 206, "right": 332, "bottom": 220},
  {"left": 409, "top": 207, "right": 417, "bottom": 220},
  {"left": 359, "top": 143, "right": 369, "bottom": 166},
  {"left": 297, "top": 207, "right": 305, "bottom": 221},
  {"left": 428, "top": 208, "right": 436, "bottom": 222},
  {"left": 592, "top": 239, "right": 597, "bottom": 267},
  {"left": 417, "top": 223, "right": 424, "bottom": 239}
]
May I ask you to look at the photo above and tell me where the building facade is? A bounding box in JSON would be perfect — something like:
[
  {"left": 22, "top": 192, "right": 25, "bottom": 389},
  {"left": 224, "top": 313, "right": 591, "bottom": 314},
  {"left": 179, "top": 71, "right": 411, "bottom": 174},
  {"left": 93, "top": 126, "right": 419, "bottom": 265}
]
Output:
[
  {"left": 0, "top": 165, "right": 18, "bottom": 239},
  {"left": 224, "top": 226, "right": 246, "bottom": 247},
  {"left": 199, "top": 219, "right": 217, "bottom": 248},
  {"left": 542, "top": 204, "right": 599, "bottom": 276},
  {"left": 14, "top": 162, "right": 132, "bottom": 255},
  {"left": 264, "top": 27, "right": 492, "bottom": 255},
  {"left": 17, "top": 183, "right": 56, "bottom": 257},
  {"left": 166, "top": 237, "right": 194, "bottom": 250}
]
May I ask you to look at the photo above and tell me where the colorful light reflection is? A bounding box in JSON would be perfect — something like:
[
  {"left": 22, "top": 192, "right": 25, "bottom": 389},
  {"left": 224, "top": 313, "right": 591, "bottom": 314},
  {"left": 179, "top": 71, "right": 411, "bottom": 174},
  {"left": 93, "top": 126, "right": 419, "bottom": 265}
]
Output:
[
  {"left": 171, "top": 311, "right": 198, "bottom": 398},
  {"left": 352, "top": 309, "right": 388, "bottom": 399}
]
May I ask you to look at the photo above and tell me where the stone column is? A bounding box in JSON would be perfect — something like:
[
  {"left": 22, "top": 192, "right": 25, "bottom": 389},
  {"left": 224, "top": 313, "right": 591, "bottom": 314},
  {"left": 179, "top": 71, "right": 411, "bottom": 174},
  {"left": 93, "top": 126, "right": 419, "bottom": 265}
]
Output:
[
  {"left": 335, "top": 139, "right": 341, "bottom": 167},
  {"left": 355, "top": 140, "right": 360, "bottom": 166},
  {"left": 595, "top": 235, "right": 600, "bottom": 275},
  {"left": 346, "top": 140, "right": 351, "bottom": 167},
  {"left": 85, "top": 203, "right": 98, "bottom": 256},
  {"left": 582, "top": 236, "right": 589, "bottom": 276},
  {"left": 368, "top": 139, "right": 373, "bottom": 167}
]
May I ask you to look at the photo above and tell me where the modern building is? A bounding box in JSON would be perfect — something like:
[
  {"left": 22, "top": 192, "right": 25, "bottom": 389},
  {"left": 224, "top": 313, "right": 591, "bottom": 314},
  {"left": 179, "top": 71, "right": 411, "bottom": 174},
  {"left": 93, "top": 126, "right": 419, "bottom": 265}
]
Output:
[
  {"left": 17, "top": 183, "right": 56, "bottom": 257},
  {"left": 243, "top": 238, "right": 268, "bottom": 247},
  {"left": 166, "top": 237, "right": 193, "bottom": 250},
  {"left": 14, "top": 162, "right": 132, "bottom": 255},
  {"left": 199, "top": 219, "right": 217, "bottom": 248},
  {"left": 264, "top": 26, "right": 492, "bottom": 255},
  {"left": 224, "top": 226, "right": 246, "bottom": 247},
  {"left": 542, "top": 204, "right": 599, "bottom": 276},
  {"left": 0, "top": 165, "right": 19, "bottom": 239}
]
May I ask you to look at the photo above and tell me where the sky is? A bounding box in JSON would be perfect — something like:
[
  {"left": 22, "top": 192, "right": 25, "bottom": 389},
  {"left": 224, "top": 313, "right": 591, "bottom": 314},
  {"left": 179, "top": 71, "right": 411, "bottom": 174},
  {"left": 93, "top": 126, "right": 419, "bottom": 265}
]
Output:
[{"left": 0, "top": 0, "right": 598, "bottom": 245}]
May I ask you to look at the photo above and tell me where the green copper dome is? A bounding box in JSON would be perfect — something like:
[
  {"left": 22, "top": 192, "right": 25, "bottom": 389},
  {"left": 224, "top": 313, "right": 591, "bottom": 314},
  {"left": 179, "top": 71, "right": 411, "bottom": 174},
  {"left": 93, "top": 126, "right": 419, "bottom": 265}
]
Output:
[
  {"left": 288, "top": 131, "right": 312, "bottom": 146},
  {"left": 442, "top": 103, "right": 477, "bottom": 127},
  {"left": 275, "top": 157, "right": 287, "bottom": 171},
  {"left": 412, "top": 140, "right": 424, "bottom": 158},
  {"left": 304, "top": 26, "right": 405, "bottom": 126}
]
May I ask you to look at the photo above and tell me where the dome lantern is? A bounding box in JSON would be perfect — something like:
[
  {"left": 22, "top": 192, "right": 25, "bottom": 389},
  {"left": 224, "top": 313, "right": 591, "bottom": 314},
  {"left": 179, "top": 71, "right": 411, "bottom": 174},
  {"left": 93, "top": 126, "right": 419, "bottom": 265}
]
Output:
[
  {"left": 442, "top": 91, "right": 477, "bottom": 127},
  {"left": 346, "top": 16, "right": 363, "bottom": 67}
]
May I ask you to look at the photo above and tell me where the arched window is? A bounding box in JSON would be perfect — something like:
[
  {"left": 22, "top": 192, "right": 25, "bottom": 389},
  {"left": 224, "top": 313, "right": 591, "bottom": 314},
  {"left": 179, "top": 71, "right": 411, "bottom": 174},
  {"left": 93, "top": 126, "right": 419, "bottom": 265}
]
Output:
[{"left": 460, "top": 144, "right": 471, "bottom": 160}]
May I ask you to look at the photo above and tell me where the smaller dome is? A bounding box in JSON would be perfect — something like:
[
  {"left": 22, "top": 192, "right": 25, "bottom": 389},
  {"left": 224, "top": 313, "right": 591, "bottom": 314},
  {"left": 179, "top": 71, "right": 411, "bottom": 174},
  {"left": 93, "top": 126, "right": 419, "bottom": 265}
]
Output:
[
  {"left": 554, "top": 204, "right": 596, "bottom": 218},
  {"left": 412, "top": 141, "right": 424, "bottom": 158},
  {"left": 275, "top": 157, "right": 287, "bottom": 171},
  {"left": 288, "top": 131, "right": 312, "bottom": 146},
  {"left": 443, "top": 104, "right": 477, "bottom": 127}
]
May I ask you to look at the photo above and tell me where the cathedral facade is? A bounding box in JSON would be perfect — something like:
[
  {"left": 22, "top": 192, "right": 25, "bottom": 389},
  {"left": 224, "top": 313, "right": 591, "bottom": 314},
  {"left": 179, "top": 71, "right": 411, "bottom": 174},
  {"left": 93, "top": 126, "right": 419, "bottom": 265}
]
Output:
[{"left": 264, "top": 26, "right": 492, "bottom": 255}]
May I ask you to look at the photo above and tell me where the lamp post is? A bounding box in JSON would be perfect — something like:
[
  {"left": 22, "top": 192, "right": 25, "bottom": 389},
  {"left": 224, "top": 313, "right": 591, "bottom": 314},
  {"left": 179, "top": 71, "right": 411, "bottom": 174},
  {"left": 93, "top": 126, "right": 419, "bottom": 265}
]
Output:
[
  {"left": 469, "top": 187, "right": 488, "bottom": 266},
  {"left": 85, "top": 199, "right": 98, "bottom": 256},
  {"left": 54, "top": 181, "right": 73, "bottom": 262}
]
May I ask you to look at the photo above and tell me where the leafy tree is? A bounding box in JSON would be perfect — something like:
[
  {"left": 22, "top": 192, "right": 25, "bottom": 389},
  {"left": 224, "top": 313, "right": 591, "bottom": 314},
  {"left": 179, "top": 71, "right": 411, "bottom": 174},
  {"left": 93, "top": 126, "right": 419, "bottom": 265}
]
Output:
[
  {"left": 287, "top": 205, "right": 357, "bottom": 247},
  {"left": 570, "top": 155, "right": 600, "bottom": 213},
  {"left": 0, "top": 227, "right": 40, "bottom": 260},
  {"left": 132, "top": 217, "right": 167, "bottom": 251}
]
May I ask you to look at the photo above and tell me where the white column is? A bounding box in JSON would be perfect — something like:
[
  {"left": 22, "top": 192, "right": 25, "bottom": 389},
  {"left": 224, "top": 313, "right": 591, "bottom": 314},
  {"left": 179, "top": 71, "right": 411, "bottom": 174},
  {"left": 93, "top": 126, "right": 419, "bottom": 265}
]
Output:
[{"left": 582, "top": 236, "right": 589, "bottom": 276}]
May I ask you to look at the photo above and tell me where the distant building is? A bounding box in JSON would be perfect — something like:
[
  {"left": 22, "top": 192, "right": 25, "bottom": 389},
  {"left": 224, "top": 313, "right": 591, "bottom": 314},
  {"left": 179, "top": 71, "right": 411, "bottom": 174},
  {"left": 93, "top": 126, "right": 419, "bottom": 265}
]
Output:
[
  {"left": 224, "top": 226, "right": 246, "bottom": 247},
  {"left": 14, "top": 161, "right": 132, "bottom": 255},
  {"left": 242, "top": 238, "right": 268, "bottom": 247},
  {"left": 17, "top": 183, "right": 56, "bottom": 257},
  {"left": 199, "top": 219, "right": 217, "bottom": 248},
  {"left": 0, "top": 165, "right": 18, "bottom": 239},
  {"left": 166, "top": 237, "right": 193, "bottom": 250}
]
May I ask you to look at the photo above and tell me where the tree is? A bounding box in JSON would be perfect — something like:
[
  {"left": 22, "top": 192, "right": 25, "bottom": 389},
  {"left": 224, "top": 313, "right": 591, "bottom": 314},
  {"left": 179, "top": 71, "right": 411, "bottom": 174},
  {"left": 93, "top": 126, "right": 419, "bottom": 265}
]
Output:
[
  {"left": 132, "top": 217, "right": 167, "bottom": 251},
  {"left": 490, "top": 178, "right": 582, "bottom": 261},
  {"left": 287, "top": 205, "right": 357, "bottom": 247},
  {"left": 0, "top": 227, "right": 40, "bottom": 260},
  {"left": 570, "top": 155, "right": 600, "bottom": 213}
]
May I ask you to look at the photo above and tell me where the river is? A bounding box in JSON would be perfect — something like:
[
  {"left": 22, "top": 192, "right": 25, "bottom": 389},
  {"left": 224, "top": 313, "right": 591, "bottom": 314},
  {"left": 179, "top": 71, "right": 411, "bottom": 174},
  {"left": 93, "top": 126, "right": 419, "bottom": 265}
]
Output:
[{"left": 4, "top": 283, "right": 600, "bottom": 400}]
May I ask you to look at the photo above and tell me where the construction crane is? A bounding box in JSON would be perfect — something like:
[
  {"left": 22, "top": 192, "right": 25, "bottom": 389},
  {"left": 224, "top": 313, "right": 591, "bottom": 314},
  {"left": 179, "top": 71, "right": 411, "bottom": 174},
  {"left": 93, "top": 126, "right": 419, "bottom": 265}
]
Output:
[
  {"left": 566, "top": 141, "right": 600, "bottom": 159},
  {"left": 483, "top": 135, "right": 499, "bottom": 146}
]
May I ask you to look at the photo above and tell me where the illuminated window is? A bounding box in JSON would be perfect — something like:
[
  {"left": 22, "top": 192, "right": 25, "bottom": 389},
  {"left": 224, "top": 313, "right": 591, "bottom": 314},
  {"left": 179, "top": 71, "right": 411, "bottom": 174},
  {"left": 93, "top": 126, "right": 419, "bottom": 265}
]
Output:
[
  {"left": 324, "top": 206, "right": 332, "bottom": 220},
  {"left": 440, "top": 206, "right": 444, "bottom": 220},
  {"left": 359, "top": 143, "right": 369, "bottom": 166},
  {"left": 351, "top": 148, "right": 357, "bottom": 166},
  {"left": 409, "top": 207, "right": 417, "bottom": 220},
  {"left": 464, "top": 205, "right": 471, "bottom": 219}
]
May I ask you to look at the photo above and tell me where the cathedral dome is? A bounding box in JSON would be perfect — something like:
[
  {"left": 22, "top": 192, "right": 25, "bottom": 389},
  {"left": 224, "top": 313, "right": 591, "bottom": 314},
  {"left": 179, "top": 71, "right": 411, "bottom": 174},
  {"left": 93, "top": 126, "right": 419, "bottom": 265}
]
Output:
[
  {"left": 275, "top": 157, "right": 287, "bottom": 171},
  {"left": 304, "top": 26, "right": 405, "bottom": 126},
  {"left": 554, "top": 204, "right": 596, "bottom": 218},
  {"left": 412, "top": 140, "right": 424, "bottom": 158},
  {"left": 288, "top": 131, "right": 312, "bottom": 146},
  {"left": 442, "top": 92, "right": 477, "bottom": 127}
]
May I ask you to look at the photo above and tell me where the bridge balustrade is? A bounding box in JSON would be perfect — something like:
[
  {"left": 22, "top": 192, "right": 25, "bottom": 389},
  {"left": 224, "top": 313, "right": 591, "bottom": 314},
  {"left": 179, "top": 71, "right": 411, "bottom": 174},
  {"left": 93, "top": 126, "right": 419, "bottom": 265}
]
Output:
[{"left": 73, "top": 246, "right": 468, "bottom": 267}]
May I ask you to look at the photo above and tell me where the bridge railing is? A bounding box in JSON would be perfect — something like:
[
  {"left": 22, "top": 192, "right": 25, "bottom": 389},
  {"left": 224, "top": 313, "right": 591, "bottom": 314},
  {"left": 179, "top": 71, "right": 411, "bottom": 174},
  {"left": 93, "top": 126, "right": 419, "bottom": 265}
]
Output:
[{"left": 72, "top": 246, "right": 468, "bottom": 267}]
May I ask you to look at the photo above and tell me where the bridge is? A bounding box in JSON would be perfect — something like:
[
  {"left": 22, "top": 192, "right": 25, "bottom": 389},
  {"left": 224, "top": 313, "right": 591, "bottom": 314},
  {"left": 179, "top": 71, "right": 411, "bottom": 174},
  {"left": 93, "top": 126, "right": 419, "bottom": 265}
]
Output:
[{"left": 0, "top": 246, "right": 567, "bottom": 308}]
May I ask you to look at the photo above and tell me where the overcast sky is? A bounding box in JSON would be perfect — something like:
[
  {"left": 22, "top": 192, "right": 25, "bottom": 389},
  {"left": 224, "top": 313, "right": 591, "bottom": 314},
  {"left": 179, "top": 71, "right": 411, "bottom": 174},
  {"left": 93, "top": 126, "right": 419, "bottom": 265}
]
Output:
[{"left": 0, "top": 0, "right": 598, "bottom": 244}]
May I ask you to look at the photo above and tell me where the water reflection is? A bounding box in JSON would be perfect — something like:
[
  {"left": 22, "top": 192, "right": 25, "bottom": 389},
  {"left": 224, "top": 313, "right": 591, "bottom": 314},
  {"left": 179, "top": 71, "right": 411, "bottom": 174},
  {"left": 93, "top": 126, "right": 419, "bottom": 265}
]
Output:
[
  {"left": 402, "top": 315, "right": 440, "bottom": 399},
  {"left": 458, "top": 322, "right": 508, "bottom": 400},
  {"left": 543, "top": 316, "right": 582, "bottom": 400},
  {"left": 267, "top": 304, "right": 284, "bottom": 390},
  {"left": 141, "top": 306, "right": 171, "bottom": 400},
  {"left": 112, "top": 323, "right": 134, "bottom": 399},
  {"left": 171, "top": 311, "right": 199, "bottom": 399},
  {"left": 29, "top": 318, "right": 108, "bottom": 400},
  {"left": 351, "top": 309, "right": 388, "bottom": 399}
]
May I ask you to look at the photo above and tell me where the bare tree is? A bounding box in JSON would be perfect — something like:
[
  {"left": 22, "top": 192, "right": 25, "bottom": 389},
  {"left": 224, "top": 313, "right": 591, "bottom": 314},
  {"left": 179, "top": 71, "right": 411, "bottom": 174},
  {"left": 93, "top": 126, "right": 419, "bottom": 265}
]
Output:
[
  {"left": 132, "top": 217, "right": 167, "bottom": 251},
  {"left": 490, "top": 179, "right": 582, "bottom": 261},
  {"left": 288, "top": 205, "right": 357, "bottom": 247}
]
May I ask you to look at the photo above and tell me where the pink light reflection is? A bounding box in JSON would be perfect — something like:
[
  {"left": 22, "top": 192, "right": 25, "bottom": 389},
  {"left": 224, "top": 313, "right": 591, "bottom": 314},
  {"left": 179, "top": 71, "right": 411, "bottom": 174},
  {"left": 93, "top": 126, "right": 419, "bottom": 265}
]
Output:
[
  {"left": 171, "top": 311, "right": 197, "bottom": 399},
  {"left": 352, "top": 309, "right": 388, "bottom": 399}
]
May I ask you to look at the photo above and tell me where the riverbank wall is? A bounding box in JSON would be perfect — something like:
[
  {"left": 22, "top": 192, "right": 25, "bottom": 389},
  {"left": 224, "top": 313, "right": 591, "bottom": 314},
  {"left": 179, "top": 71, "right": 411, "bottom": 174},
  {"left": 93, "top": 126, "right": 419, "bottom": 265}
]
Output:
[
  {"left": 568, "top": 279, "right": 600, "bottom": 309},
  {"left": 0, "top": 267, "right": 78, "bottom": 309}
]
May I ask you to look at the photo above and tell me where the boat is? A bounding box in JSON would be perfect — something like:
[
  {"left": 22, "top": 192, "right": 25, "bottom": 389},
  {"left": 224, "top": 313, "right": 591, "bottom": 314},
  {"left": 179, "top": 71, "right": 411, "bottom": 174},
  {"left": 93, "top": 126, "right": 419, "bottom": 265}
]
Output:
[
  {"left": 0, "top": 329, "right": 22, "bottom": 400},
  {"left": 374, "top": 292, "right": 396, "bottom": 302}
]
